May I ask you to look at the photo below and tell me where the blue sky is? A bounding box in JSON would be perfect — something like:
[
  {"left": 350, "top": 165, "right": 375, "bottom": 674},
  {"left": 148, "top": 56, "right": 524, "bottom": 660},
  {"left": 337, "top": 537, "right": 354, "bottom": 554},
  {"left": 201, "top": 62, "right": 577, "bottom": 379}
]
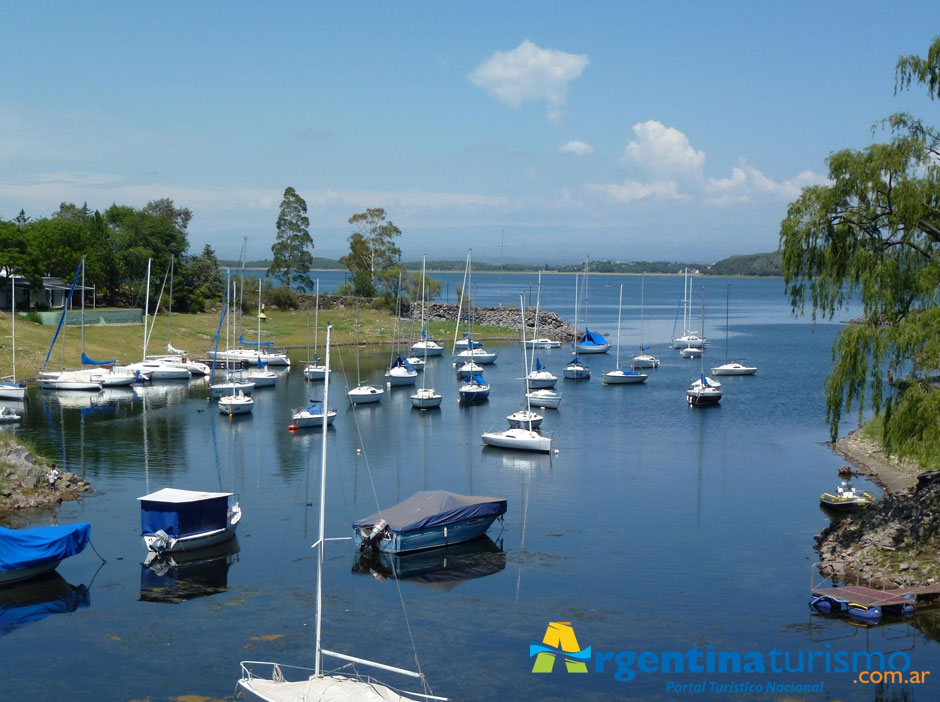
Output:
[{"left": 2, "top": 2, "right": 939, "bottom": 264}]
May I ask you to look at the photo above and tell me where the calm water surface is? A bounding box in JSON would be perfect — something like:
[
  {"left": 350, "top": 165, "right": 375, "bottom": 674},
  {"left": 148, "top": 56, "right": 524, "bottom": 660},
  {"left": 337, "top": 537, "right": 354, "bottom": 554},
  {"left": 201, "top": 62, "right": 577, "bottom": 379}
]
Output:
[{"left": 1, "top": 275, "right": 936, "bottom": 701}]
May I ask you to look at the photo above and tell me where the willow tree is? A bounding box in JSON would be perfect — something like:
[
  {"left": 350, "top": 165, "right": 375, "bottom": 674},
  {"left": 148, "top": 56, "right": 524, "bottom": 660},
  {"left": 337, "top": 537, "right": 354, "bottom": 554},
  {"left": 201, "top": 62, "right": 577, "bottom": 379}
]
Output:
[{"left": 780, "top": 38, "right": 940, "bottom": 465}]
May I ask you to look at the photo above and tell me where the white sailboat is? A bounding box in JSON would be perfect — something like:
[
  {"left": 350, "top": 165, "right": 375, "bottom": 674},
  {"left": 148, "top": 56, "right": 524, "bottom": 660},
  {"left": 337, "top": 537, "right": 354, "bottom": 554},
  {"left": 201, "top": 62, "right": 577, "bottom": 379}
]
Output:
[
  {"left": 218, "top": 280, "right": 254, "bottom": 416},
  {"left": 411, "top": 256, "right": 443, "bottom": 409},
  {"left": 210, "top": 274, "right": 255, "bottom": 399},
  {"left": 304, "top": 279, "right": 329, "bottom": 380},
  {"left": 238, "top": 325, "right": 444, "bottom": 702},
  {"left": 348, "top": 303, "right": 384, "bottom": 405},
  {"left": 574, "top": 256, "right": 609, "bottom": 354},
  {"left": 484, "top": 298, "right": 551, "bottom": 452},
  {"left": 409, "top": 258, "right": 444, "bottom": 358},
  {"left": 687, "top": 287, "right": 722, "bottom": 407},
  {"left": 150, "top": 257, "right": 211, "bottom": 376},
  {"left": 0, "top": 275, "right": 27, "bottom": 401},
  {"left": 127, "top": 260, "right": 192, "bottom": 380},
  {"left": 524, "top": 272, "right": 557, "bottom": 389},
  {"left": 386, "top": 272, "right": 418, "bottom": 387},
  {"left": 451, "top": 250, "right": 496, "bottom": 366},
  {"left": 563, "top": 273, "right": 591, "bottom": 380},
  {"left": 603, "top": 284, "right": 648, "bottom": 385},
  {"left": 711, "top": 283, "right": 757, "bottom": 376},
  {"left": 632, "top": 274, "right": 660, "bottom": 369},
  {"left": 246, "top": 283, "right": 278, "bottom": 387},
  {"left": 672, "top": 267, "right": 706, "bottom": 349}
]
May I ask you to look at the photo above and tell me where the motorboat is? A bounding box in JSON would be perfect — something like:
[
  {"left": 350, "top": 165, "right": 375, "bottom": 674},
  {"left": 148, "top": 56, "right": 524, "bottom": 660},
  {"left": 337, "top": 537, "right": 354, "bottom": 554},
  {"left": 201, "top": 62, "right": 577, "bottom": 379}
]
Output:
[
  {"left": 290, "top": 400, "right": 337, "bottom": 428},
  {"left": 507, "top": 409, "right": 543, "bottom": 429},
  {"left": 218, "top": 390, "right": 254, "bottom": 415},
  {"left": 353, "top": 490, "right": 507, "bottom": 554},
  {"left": 138, "top": 488, "right": 241, "bottom": 555},
  {"left": 523, "top": 338, "right": 561, "bottom": 349},
  {"left": 0, "top": 522, "right": 91, "bottom": 585},
  {"left": 819, "top": 482, "right": 877, "bottom": 511},
  {"left": 526, "top": 389, "right": 562, "bottom": 409},
  {"left": 37, "top": 371, "right": 102, "bottom": 392}
]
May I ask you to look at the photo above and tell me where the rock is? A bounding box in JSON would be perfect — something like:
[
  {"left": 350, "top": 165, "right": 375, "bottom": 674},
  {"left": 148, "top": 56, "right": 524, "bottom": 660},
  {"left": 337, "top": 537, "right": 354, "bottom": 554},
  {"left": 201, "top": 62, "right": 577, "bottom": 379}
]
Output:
[{"left": 899, "top": 562, "right": 910, "bottom": 572}]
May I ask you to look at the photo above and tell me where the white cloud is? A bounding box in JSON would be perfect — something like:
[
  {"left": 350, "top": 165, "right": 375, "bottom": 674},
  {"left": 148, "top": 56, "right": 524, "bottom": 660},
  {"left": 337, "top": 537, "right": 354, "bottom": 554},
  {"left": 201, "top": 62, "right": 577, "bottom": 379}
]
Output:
[
  {"left": 585, "top": 179, "right": 684, "bottom": 202},
  {"left": 705, "top": 160, "right": 826, "bottom": 206},
  {"left": 469, "top": 40, "right": 589, "bottom": 123},
  {"left": 624, "top": 120, "right": 705, "bottom": 177},
  {"left": 558, "top": 140, "right": 594, "bottom": 156}
]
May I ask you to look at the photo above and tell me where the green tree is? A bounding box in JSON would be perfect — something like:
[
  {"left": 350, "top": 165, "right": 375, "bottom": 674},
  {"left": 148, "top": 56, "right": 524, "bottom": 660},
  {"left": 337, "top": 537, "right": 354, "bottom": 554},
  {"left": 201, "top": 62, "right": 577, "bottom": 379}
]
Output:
[
  {"left": 174, "top": 244, "right": 224, "bottom": 312},
  {"left": 340, "top": 208, "right": 401, "bottom": 297},
  {"left": 268, "top": 186, "right": 315, "bottom": 291},
  {"left": 779, "top": 37, "right": 940, "bottom": 464}
]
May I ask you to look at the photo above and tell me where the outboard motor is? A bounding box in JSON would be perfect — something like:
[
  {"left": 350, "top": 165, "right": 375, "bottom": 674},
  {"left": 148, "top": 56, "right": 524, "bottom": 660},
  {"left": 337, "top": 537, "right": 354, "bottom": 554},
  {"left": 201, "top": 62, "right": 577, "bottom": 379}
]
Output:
[
  {"left": 359, "top": 519, "right": 388, "bottom": 552},
  {"left": 150, "top": 529, "right": 171, "bottom": 555}
]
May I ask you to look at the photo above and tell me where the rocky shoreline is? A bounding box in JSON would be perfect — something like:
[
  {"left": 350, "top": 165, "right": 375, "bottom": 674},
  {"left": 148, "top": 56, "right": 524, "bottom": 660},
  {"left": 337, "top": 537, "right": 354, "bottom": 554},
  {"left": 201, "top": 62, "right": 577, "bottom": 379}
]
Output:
[
  {"left": 0, "top": 438, "right": 92, "bottom": 515},
  {"left": 816, "top": 428, "right": 938, "bottom": 587}
]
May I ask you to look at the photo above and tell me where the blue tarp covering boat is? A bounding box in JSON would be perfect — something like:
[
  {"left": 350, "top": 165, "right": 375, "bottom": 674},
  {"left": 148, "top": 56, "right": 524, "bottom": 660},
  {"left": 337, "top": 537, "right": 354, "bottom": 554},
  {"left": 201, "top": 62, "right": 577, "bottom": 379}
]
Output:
[
  {"left": 0, "top": 523, "right": 91, "bottom": 572},
  {"left": 353, "top": 490, "right": 506, "bottom": 535},
  {"left": 239, "top": 335, "right": 274, "bottom": 347},
  {"left": 81, "top": 352, "right": 117, "bottom": 366},
  {"left": 139, "top": 488, "right": 231, "bottom": 539},
  {"left": 578, "top": 328, "right": 608, "bottom": 346},
  {"left": 389, "top": 356, "right": 415, "bottom": 371}
]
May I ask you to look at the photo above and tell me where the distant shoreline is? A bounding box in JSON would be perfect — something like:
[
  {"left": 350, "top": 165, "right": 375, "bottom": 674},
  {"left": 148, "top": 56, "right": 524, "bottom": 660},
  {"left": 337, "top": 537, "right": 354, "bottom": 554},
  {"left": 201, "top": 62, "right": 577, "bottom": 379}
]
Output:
[{"left": 236, "top": 267, "right": 783, "bottom": 278}]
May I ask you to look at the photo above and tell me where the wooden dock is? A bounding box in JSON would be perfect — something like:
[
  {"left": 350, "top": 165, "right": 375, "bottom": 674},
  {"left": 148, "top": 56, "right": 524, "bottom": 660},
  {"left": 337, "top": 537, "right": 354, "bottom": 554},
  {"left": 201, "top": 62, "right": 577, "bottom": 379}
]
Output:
[{"left": 810, "top": 578, "right": 940, "bottom": 622}]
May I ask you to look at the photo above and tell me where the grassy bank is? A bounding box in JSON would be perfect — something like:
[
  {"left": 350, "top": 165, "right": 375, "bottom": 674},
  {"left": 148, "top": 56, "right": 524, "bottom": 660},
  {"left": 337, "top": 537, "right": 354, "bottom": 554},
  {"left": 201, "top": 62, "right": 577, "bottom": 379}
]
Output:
[{"left": 0, "top": 307, "right": 512, "bottom": 381}]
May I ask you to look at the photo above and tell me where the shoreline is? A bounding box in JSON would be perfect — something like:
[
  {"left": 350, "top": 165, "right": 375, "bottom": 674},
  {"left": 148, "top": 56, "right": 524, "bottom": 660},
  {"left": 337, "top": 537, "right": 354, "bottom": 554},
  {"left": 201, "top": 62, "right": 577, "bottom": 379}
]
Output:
[{"left": 830, "top": 427, "right": 921, "bottom": 494}]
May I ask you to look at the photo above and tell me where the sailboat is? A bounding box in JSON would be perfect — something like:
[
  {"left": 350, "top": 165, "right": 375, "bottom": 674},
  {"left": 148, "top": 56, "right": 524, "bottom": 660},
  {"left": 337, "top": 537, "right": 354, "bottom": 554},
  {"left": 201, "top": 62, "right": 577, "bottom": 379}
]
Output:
[
  {"left": 686, "top": 287, "right": 722, "bottom": 407},
  {"left": 238, "top": 325, "right": 444, "bottom": 702},
  {"left": 127, "top": 260, "right": 192, "bottom": 381},
  {"left": 563, "top": 273, "right": 591, "bottom": 380},
  {"left": 672, "top": 267, "right": 706, "bottom": 350},
  {"left": 524, "top": 272, "right": 557, "bottom": 389},
  {"left": 632, "top": 274, "right": 660, "bottom": 369},
  {"left": 711, "top": 284, "right": 757, "bottom": 376},
  {"left": 303, "top": 280, "right": 329, "bottom": 380},
  {"left": 213, "top": 275, "right": 255, "bottom": 410},
  {"left": 386, "top": 272, "right": 418, "bottom": 387},
  {"left": 452, "top": 251, "right": 496, "bottom": 366},
  {"left": 411, "top": 256, "right": 443, "bottom": 409},
  {"left": 347, "top": 302, "right": 385, "bottom": 405},
  {"left": 574, "top": 256, "right": 609, "bottom": 355},
  {"left": 0, "top": 275, "right": 27, "bottom": 401},
  {"left": 603, "top": 284, "right": 648, "bottom": 385},
  {"left": 246, "top": 283, "right": 278, "bottom": 387},
  {"left": 150, "top": 256, "right": 211, "bottom": 376},
  {"left": 483, "top": 299, "right": 552, "bottom": 452}
]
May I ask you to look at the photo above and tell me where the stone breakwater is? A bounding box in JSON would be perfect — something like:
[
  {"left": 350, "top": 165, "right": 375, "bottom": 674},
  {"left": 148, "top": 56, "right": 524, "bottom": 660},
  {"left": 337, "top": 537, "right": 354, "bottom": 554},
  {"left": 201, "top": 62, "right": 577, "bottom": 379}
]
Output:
[
  {"left": 0, "top": 440, "right": 92, "bottom": 512},
  {"left": 814, "top": 470, "right": 940, "bottom": 588}
]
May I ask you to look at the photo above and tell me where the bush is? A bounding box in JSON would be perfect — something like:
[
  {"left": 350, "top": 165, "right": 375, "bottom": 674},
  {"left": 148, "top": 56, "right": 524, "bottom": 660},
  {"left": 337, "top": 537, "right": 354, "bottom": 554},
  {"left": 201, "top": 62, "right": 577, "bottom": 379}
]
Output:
[{"left": 267, "top": 286, "right": 298, "bottom": 310}]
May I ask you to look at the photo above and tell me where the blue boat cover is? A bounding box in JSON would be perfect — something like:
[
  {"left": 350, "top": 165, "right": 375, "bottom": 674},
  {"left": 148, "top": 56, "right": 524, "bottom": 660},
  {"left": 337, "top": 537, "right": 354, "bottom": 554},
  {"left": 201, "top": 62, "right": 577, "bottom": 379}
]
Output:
[
  {"left": 461, "top": 334, "right": 483, "bottom": 348},
  {"left": 578, "top": 328, "right": 608, "bottom": 346},
  {"left": 460, "top": 374, "right": 487, "bottom": 385},
  {"left": 568, "top": 356, "right": 587, "bottom": 367},
  {"left": 389, "top": 356, "right": 415, "bottom": 371},
  {"left": 81, "top": 352, "right": 117, "bottom": 366},
  {"left": 535, "top": 358, "right": 545, "bottom": 371},
  {"left": 352, "top": 490, "right": 507, "bottom": 535},
  {"left": 140, "top": 494, "right": 229, "bottom": 538},
  {"left": 0, "top": 579, "right": 89, "bottom": 636},
  {"left": 0, "top": 523, "right": 91, "bottom": 572},
  {"left": 239, "top": 334, "right": 275, "bottom": 347}
]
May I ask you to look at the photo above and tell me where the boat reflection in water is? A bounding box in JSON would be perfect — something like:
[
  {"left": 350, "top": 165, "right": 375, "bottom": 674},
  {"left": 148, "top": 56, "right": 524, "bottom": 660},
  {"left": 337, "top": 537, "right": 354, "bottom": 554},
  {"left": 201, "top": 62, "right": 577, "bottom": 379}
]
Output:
[
  {"left": 139, "top": 538, "right": 240, "bottom": 604},
  {"left": 352, "top": 535, "right": 505, "bottom": 590},
  {"left": 0, "top": 573, "right": 90, "bottom": 637}
]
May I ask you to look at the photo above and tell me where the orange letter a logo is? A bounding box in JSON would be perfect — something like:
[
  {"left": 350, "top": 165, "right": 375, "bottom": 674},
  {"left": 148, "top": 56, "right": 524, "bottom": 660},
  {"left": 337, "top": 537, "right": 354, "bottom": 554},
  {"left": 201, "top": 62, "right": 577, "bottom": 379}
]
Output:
[{"left": 530, "top": 622, "right": 590, "bottom": 673}]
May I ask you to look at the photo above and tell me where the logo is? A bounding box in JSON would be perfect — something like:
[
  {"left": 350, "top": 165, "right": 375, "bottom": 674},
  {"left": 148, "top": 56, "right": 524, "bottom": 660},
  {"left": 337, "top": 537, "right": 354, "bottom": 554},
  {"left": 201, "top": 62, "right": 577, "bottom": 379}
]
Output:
[{"left": 530, "top": 622, "right": 591, "bottom": 673}]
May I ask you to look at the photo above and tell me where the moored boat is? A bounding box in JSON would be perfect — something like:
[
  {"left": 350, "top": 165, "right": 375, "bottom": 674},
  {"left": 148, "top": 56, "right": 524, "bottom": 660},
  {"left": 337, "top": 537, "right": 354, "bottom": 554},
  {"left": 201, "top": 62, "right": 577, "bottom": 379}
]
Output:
[
  {"left": 819, "top": 482, "right": 877, "bottom": 511},
  {"left": 0, "top": 522, "right": 91, "bottom": 586},
  {"left": 138, "top": 488, "right": 241, "bottom": 555}
]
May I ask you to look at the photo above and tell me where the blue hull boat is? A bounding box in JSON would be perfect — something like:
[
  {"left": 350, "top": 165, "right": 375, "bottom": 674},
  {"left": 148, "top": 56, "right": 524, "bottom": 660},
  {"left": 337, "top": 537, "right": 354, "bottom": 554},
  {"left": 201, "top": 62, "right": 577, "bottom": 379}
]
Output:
[{"left": 353, "top": 490, "right": 507, "bottom": 554}]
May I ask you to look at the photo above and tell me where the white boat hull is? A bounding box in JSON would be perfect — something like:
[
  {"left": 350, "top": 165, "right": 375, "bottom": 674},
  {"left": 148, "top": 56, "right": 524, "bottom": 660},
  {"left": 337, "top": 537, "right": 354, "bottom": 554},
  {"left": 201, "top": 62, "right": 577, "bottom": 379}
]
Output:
[
  {"left": 711, "top": 363, "right": 757, "bottom": 376},
  {"left": 210, "top": 381, "right": 255, "bottom": 397},
  {"left": 575, "top": 343, "right": 609, "bottom": 355},
  {"left": 385, "top": 369, "right": 418, "bottom": 386},
  {"left": 348, "top": 385, "right": 384, "bottom": 404},
  {"left": 603, "top": 370, "right": 648, "bottom": 384},
  {"left": 507, "top": 410, "right": 543, "bottom": 429},
  {"left": 410, "top": 389, "right": 443, "bottom": 409},
  {"left": 409, "top": 341, "right": 444, "bottom": 356},
  {"left": 0, "top": 383, "right": 28, "bottom": 401},
  {"left": 632, "top": 355, "right": 660, "bottom": 369},
  {"left": 219, "top": 394, "right": 254, "bottom": 415},
  {"left": 563, "top": 364, "right": 591, "bottom": 380},
  {"left": 455, "top": 348, "right": 497, "bottom": 364},
  {"left": 291, "top": 409, "right": 337, "bottom": 427},
  {"left": 523, "top": 338, "right": 562, "bottom": 349},
  {"left": 526, "top": 391, "right": 561, "bottom": 409},
  {"left": 482, "top": 428, "right": 552, "bottom": 453},
  {"left": 526, "top": 372, "right": 557, "bottom": 389}
]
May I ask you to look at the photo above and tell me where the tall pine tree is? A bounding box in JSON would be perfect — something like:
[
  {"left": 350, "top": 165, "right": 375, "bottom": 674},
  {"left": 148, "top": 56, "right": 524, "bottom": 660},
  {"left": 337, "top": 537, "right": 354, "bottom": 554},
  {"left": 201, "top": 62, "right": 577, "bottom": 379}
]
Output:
[{"left": 268, "top": 187, "right": 314, "bottom": 291}]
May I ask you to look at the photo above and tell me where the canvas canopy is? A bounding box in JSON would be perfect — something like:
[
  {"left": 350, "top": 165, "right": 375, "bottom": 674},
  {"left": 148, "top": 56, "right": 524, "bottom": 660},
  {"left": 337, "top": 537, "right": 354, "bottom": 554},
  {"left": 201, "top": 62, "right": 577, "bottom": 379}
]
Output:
[
  {"left": 0, "top": 523, "right": 91, "bottom": 571},
  {"left": 460, "top": 374, "right": 487, "bottom": 385},
  {"left": 138, "top": 488, "right": 232, "bottom": 538},
  {"left": 352, "top": 490, "right": 506, "bottom": 535},
  {"left": 578, "top": 328, "right": 608, "bottom": 345},
  {"left": 81, "top": 352, "right": 117, "bottom": 366},
  {"left": 239, "top": 334, "right": 274, "bottom": 347},
  {"left": 389, "top": 356, "right": 415, "bottom": 371}
]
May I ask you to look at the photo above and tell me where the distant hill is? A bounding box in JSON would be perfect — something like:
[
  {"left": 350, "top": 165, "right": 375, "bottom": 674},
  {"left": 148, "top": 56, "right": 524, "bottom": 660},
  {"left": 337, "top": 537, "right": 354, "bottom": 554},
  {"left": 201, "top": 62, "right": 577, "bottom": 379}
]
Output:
[{"left": 703, "top": 252, "right": 782, "bottom": 276}]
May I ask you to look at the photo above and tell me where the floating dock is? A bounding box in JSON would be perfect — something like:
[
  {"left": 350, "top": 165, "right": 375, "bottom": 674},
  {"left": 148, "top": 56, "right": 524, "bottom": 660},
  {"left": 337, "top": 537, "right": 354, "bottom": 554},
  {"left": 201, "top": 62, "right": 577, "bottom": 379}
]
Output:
[{"left": 810, "top": 578, "right": 940, "bottom": 623}]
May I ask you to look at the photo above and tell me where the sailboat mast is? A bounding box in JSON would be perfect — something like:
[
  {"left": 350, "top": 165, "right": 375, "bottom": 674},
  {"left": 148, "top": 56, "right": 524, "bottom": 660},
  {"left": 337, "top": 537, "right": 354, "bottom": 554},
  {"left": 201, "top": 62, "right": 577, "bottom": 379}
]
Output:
[
  {"left": 451, "top": 250, "right": 470, "bottom": 354},
  {"left": 142, "top": 259, "right": 151, "bottom": 362},
  {"left": 725, "top": 283, "right": 730, "bottom": 362},
  {"left": 615, "top": 283, "right": 623, "bottom": 368},
  {"left": 640, "top": 274, "right": 645, "bottom": 351},
  {"left": 520, "top": 296, "right": 532, "bottom": 410},
  {"left": 314, "top": 278, "right": 320, "bottom": 360},
  {"left": 81, "top": 255, "right": 86, "bottom": 362},
  {"left": 699, "top": 286, "right": 706, "bottom": 380},
  {"left": 10, "top": 276, "right": 15, "bottom": 383},
  {"left": 572, "top": 273, "right": 579, "bottom": 353},
  {"left": 168, "top": 256, "right": 174, "bottom": 349},
  {"left": 315, "top": 324, "right": 332, "bottom": 676}
]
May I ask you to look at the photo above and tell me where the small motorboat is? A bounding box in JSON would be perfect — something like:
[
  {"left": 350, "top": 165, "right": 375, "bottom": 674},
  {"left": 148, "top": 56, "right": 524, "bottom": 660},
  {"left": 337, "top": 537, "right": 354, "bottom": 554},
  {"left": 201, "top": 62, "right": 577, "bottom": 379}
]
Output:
[
  {"left": 0, "top": 406, "right": 22, "bottom": 423},
  {"left": 138, "top": 488, "right": 241, "bottom": 555},
  {"left": 819, "top": 482, "right": 877, "bottom": 511},
  {"left": 0, "top": 522, "right": 91, "bottom": 585},
  {"left": 353, "top": 490, "right": 507, "bottom": 554}
]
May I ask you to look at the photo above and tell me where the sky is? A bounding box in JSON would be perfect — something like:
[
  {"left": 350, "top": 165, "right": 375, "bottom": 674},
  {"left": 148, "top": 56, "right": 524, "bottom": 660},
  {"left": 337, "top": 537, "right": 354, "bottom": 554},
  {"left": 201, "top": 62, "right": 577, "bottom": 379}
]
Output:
[{"left": 2, "top": 2, "right": 939, "bottom": 264}]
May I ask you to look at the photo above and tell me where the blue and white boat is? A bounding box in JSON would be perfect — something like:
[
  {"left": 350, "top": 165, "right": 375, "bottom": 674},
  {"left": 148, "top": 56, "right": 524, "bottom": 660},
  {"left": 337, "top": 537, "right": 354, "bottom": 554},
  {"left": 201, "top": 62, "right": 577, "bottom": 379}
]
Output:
[
  {"left": 0, "top": 522, "right": 91, "bottom": 585},
  {"left": 385, "top": 355, "right": 418, "bottom": 386},
  {"left": 576, "top": 328, "right": 610, "bottom": 355},
  {"left": 458, "top": 373, "right": 490, "bottom": 403},
  {"left": 353, "top": 490, "right": 507, "bottom": 554},
  {"left": 138, "top": 488, "right": 241, "bottom": 555},
  {"left": 290, "top": 400, "right": 337, "bottom": 428}
]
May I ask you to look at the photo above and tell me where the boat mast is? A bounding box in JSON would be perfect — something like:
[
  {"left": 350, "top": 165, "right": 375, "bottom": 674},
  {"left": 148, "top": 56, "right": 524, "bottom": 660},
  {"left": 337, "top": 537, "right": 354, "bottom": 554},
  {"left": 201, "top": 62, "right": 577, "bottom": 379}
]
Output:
[
  {"left": 520, "top": 296, "right": 533, "bottom": 417},
  {"left": 451, "top": 250, "right": 471, "bottom": 356},
  {"left": 572, "top": 273, "right": 579, "bottom": 356},
  {"left": 724, "top": 283, "right": 730, "bottom": 362},
  {"left": 10, "top": 275, "right": 16, "bottom": 383},
  {"left": 168, "top": 255, "right": 174, "bottom": 349},
  {"left": 639, "top": 274, "right": 645, "bottom": 353},
  {"left": 142, "top": 259, "right": 151, "bottom": 363},
  {"left": 314, "top": 324, "right": 333, "bottom": 676},
  {"left": 80, "top": 255, "right": 86, "bottom": 363},
  {"left": 700, "top": 286, "right": 706, "bottom": 382},
  {"left": 314, "top": 278, "right": 320, "bottom": 362},
  {"left": 615, "top": 283, "right": 623, "bottom": 369}
]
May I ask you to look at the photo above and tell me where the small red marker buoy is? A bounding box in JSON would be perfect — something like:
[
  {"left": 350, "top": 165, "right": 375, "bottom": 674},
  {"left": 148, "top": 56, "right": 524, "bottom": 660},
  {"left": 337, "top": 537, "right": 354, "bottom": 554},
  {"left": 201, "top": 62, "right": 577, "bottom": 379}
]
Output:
[{"left": 288, "top": 424, "right": 298, "bottom": 432}]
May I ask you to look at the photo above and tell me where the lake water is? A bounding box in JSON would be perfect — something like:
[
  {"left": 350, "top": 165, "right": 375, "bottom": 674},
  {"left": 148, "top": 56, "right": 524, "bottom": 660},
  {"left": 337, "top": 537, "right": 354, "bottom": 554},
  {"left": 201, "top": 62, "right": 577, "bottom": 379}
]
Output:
[{"left": 2, "top": 274, "right": 937, "bottom": 701}]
